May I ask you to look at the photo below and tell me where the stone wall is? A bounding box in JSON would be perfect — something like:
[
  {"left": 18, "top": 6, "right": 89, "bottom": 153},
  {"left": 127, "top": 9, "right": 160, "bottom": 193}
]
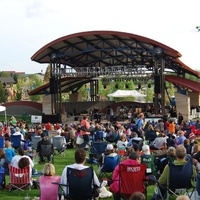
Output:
[{"left": 175, "top": 92, "right": 190, "bottom": 121}]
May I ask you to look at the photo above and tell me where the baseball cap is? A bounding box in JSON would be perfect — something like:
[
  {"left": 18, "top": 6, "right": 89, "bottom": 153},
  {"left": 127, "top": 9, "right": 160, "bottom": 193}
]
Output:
[{"left": 106, "top": 144, "right": 114, "bottom": 151}]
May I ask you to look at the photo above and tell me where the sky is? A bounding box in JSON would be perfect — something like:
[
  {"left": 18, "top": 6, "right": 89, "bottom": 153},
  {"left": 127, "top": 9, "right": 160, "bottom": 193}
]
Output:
[{"left": 0, "top": 0, "right": 200, "bottom": 74}]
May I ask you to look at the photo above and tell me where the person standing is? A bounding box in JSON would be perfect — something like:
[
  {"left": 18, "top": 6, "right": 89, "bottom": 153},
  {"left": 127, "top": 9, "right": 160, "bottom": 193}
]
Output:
[
  {"left": 178, "top": 113, "right": 184, "bottom": 126},
  {"left": 79, "top": 115, "right": 91, "bottom": 149},
  {"left": 135, "top": 113, "right": 145, "bottom": 138}
]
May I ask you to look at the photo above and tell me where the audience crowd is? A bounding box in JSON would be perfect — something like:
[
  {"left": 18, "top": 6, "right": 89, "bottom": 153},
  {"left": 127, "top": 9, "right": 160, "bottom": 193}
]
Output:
[{"left": 0, "top": 111, "right": 200, "bottom": 199}]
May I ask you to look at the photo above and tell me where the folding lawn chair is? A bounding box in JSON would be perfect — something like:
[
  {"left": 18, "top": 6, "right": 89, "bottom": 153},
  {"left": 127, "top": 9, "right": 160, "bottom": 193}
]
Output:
[
  {"left": 52, "top": 136, "right": 67, "bottom": 156},
  {"left": 93, "top": 131, "right": 104, "bottom": 142},
  {"left": 149, "top": 158, "right": 196, "bottom": 200},
  {"left": 0, "top": 166, "right": 5, "bottom": 191},
  {"left": 10, "top": 134, "right": 22, "bottom": 150},
  {"left": 40, "top": 144, "right": 54, "bottom": 164},
  {"left": 52, "top": 167, "right": 98, "bottom": 200},
  {"left": 31, "top": 136, "right": 41, "bottom": 150},
  {"left": 98, "top": 154, "right": 120, "bottom": 179},
  {"left": 0, "top": 137, "right": 5, "bottom": 148},
  {"left": 9, "top": 165, "right": 31, "bottom": 191},
  {"left": 89, "top": 141, "right": 107, "bottom": 164},
  {"left": 118, "top": 163, "right": 147, "bottom": 200}
]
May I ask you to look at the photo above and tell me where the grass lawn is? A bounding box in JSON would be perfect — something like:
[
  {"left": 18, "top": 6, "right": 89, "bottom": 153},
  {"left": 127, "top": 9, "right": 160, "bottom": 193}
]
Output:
[{"left": 1, "top": 147, "right": 155, "bottom": 200}]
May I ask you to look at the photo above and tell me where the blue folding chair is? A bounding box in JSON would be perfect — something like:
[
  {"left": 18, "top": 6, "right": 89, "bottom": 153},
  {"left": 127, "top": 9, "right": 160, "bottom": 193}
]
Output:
[
  {"left": 93, "top": 131, "right": 104, "bottom": 142},
  {"left": 10, "top": 135, "right": 22, "bottom": 150},
  {"left": 89, "top": 142, "right": 107, "bottom": 164},
  {"left": 98, "top": 154, "right": 120, "bottom": 178},
  {"left": 0, "top": 137, "right": 5, "bottom": 148},
  {"left": 53, "top": 167, "right": 97, "bottom": 200}
]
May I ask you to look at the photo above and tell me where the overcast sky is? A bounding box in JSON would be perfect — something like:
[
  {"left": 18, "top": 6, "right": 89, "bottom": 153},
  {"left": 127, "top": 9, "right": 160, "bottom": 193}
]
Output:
[{"left": 0, "top": 0, "right": 200, "bottom": 74}]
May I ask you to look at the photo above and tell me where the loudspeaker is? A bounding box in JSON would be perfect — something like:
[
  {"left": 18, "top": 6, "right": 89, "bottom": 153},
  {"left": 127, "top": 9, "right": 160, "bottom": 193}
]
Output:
[
  {"left": 154, "top": 76, "right": 161, "bottom": 93},
  {"left": 50, "top": 78, "right": 57, "bottom": 94}
]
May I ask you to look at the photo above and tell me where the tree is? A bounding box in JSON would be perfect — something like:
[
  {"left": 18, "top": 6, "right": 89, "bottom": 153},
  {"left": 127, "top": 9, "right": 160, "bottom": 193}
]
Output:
[
  {"left": 0, "top": 71, "right": 10, "bottom": 77},
  {"left": 43, "top": 65, "right": 51, "bottom": 83},
  {"left": 15, "top": 84, "right": 22, "bottom": 101},
  {"left": 28, "top": 74, "right": 44, "bottom": 102},
  {"left": 0, "top": 83, "right": 7, "bottom": 103}
]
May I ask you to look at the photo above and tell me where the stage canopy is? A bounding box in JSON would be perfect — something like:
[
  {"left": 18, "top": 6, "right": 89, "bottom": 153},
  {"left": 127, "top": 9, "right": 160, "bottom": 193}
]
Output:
[
  {"left": 0, "top": 105, "right": 7, "bottom": 124},
  {"left": 107, "top": 90, "right": 146, "bottom": 98}
]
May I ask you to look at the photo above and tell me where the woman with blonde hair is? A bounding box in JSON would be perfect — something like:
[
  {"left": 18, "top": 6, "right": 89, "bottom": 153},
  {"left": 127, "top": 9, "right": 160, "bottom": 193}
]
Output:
[
  {"left": 38, "top": 163, "right": 61, "bottom": 200},
  {"left": 116, "top": 133, "right": 128, "bottom": 148},
  {"left": 4, "top": 141, "right": 16, "bottom": 162}
]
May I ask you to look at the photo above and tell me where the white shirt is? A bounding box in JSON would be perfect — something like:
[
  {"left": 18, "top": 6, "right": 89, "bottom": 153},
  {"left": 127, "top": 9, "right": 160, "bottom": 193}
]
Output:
[
  {"left": 11, "top": 155, "right": 34, "bottom": 167},
  {"left": 11, "top": 155, "right": 34, "bottom": 175},
  {"left": 116, "top": 140, "right": 128, "bottom": 148},
  {"left": 13, "top": 131, "right": 24, "bottom": 141},
  {"left": 61, "top": 163, "right": 100, "bottom": 194},
  {"left": 153, "top": 137, "right": 168, "bottom": 149}
]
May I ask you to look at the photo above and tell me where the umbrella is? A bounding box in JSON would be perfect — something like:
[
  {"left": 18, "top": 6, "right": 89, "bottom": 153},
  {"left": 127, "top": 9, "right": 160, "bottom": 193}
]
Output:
[{"left": 0, "top": 105, "right": 7, "bottom": 124}]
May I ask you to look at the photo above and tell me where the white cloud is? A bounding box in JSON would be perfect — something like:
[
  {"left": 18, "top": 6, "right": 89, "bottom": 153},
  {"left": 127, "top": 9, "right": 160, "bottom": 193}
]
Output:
[{"left": 0, "top": 0, "right": 200, "bottom": 73}]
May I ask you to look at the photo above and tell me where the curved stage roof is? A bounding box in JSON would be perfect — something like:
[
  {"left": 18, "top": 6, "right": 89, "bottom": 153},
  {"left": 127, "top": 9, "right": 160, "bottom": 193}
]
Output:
[{"left": 30, "top": 30, "right": 200, "bottom": 96}]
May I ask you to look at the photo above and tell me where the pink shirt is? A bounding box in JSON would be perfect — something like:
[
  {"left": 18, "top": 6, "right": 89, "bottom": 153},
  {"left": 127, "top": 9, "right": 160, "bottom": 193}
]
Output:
[
  {"left": 80, "top": 119, "right": 90, "bottom": 135},
  {"left": 39, "top": 175, "right": 61, "bottom": 200}
]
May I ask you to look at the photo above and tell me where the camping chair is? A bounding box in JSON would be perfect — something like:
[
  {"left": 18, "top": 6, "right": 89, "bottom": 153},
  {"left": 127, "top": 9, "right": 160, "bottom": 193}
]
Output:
[
  {"left": 117, "top": 146, "right": 128, "bottom": 161},
  {"left": 52, "top": 136, "right": 67, "bottom": 156},
  {"left": 89, "top": 141, "right": 107, "bottom": 164},
  {"left": 52, "top": 167, "right": 98, "bottom": 200},
  {"left": 9, "top": 165, "right": 31, "bottom": 191},
  {"left": 145, "top": 130, "right": 157, "bottom": 143},
  {"left": 0, "top": 137, "right": 5, "bottom": 148},
  {"left": 0, "top": 166, "right": 5, "bottom": 191},
  {"left": 31, "top": 136, "right": 41, "bottom": 150},
  {"left": 98, "top": 155, "right": 120, "bottom": 179},
  {"left": 118, "top": 163, "right": 147, "bottom": 200},
  {"left": 93, "top": 131, "right": 104, "bottom": 142},
  {"left": 40, "top": 144, "right": 54, "bottom": 164},
  {"left": 10, "top": 135, "right": 22, "bottom": 150},
  {"left": 149, "top": 158, "right": 196, "bottom": 200}
]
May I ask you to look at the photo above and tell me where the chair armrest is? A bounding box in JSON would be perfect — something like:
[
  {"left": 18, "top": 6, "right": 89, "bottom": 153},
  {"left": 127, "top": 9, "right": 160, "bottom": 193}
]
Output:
[
  {"left": 52, "top": 182, "right": 67, "bottom": 187},
  {"left": 147, "top": 175, "right": 159, "bottom": 184}
]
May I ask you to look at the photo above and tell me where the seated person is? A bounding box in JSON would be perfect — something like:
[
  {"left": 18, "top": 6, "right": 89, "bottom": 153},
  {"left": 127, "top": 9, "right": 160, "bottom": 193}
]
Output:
[
  {"left": 0, "top": 149, "right": 10, "bottom": 188},
  {"left": 18, "top": 157, "right": 32, "bottom": 179},
  {"left": 145, "top": 125, "right": 157, "bottom": 142},
  {"left": 36, "top": 132, "right": 52, "bottom": 163},
  {"left": 127, "top": 132, "right": 143, "bottom": 149},
  {"left": 11, "top": 147, "right": 36, "bottom": 175},
  {"left": 61, "top": 148, "right": 100, "bottom": 196},
  {"left": 38, "top": 163, "right": 61, "bottom": 200},
  {"left": 97, "top": 144, "right": 119, "bottom": 173},
  {"left": 4, "top": 141, "right": 16, "bottom": 162},
  {"left": 156, "top": 146, "right": 176, "bottom": 175},
  {"left": 106, "top": 126, "right": 119, "bottom": 143},
  {"left": 110, "top": 152, "right": 141, "bottom": 200},
  {"left": 150, "top": 132, "right": 168, "bottom": 150},
  {"left": 151, "top": 145, "right": 197, "bottom": 200},
  {"left": 141, "top": 145, "right": 156, "bottom": 175},
  {"left": 129, "top": 192, "right": 146, "bottom": 200},
  {"left": 116, "top": 134, "right": 128, "bottom": 148}
]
